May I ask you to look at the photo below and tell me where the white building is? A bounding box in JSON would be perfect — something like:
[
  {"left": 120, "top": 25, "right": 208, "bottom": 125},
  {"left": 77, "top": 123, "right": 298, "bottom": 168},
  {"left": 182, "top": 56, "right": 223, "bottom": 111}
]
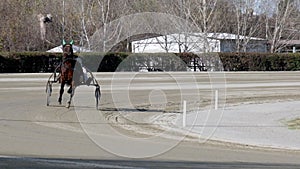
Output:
[
  {"left": 46, "top": 45, "right": 91, "bottom": 53},
  {"left": 132, "top": 33, "right": 267, "bottom": 53}
]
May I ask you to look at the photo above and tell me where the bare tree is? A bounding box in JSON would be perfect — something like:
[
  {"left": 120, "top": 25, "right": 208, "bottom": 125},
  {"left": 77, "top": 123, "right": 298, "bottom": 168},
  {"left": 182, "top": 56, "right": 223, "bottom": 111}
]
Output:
[
  {"left": 271, "top": 0, "right": 299, "bottom": 52},
  {"left": 229, "top": 0, "right": 266, "bottom": 52},
  {"left": 169, "top": 0, "right": 221, "bottom": 53},
  {"left": 0, "top": 0, "right": 298, "bottom": 52}
]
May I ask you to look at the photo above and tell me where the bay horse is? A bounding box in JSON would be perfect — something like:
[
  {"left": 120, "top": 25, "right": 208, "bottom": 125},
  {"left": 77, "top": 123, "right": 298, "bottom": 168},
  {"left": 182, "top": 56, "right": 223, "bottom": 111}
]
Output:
[{"left": 58, "top": 40, "right": 83, "bottom": 108}]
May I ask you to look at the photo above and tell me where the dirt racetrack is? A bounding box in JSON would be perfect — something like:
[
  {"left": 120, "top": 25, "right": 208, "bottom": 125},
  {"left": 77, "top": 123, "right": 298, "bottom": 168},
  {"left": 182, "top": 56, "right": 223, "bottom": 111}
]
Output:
[{"left": 1, "top": 72, "right": 300, "bottom": 165}]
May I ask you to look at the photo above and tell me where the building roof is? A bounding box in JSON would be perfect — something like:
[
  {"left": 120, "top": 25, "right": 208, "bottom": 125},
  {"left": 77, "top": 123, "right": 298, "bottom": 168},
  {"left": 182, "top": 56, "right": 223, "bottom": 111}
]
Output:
[
  {"left": 206, "top": 33, "right": 265, "bottom": 40},
  {"left": 132, "top": 33, "right": 265, "bottom": 45},
  {"left": 133, "top": 33, "right": 265, "bottom": 44}
]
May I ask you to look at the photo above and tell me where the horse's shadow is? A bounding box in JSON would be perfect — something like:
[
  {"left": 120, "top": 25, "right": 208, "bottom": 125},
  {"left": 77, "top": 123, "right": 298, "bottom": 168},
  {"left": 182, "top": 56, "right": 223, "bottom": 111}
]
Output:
[
  {"left": 99, "top": 107, "right": 181, "bottom": 114},
  {"left": 47, "top": 104, "right": 93, "bottom": 109},
  {"left": 47, "top": 105, "right": 181, "bottom": 114}
]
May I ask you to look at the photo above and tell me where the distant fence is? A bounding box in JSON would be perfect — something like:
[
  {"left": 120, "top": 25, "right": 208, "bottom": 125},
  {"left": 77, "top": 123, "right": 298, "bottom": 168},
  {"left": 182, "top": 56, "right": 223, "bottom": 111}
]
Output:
[{"left": 1, "top": 52, "right": 300, "bottom": 73}]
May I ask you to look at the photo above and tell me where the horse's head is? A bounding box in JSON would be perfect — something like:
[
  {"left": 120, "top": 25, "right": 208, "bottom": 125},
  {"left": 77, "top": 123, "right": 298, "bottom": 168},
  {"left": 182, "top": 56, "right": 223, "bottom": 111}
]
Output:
[{"left": 62, "top": 39, "right": 74, "bottom": 59}]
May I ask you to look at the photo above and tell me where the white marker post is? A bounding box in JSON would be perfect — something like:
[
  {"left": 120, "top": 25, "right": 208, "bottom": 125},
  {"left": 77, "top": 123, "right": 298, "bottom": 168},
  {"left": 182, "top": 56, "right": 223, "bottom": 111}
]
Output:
[
  {"left": 183, "top": 100, "right": 187, "bottom": 127},
  {"left": 215, "top": 90, "right": 218, "bottom": 110}
]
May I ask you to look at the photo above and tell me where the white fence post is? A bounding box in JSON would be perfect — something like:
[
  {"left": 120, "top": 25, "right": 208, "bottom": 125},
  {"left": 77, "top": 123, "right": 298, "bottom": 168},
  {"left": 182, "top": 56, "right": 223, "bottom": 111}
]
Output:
[
  {"left": 215, "top": 90, "right": 218, "bottom": 110},
  {"left": 183, "top": 100, "right": 187, "bottom": 127}
]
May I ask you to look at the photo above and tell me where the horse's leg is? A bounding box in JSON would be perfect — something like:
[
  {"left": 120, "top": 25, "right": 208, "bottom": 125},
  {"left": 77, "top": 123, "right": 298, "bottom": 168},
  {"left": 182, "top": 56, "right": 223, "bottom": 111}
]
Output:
[
  {"left": 58, "top": 82, "right": 65, "bottom": 105},
  {"left": 66, "top": 82, "right": 75, "bottom": 108}
]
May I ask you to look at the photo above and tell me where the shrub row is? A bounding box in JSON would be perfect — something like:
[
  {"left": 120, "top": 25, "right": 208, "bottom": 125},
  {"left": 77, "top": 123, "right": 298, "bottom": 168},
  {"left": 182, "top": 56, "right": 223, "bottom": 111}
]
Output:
[
  {"left": 1, "top": 52, "right": 300, "bottom": 73},
  {"left": 218, "top": 53, "right": 300, "bottom": 71},
  {"left": 0, "top": 52, "right": 62, "bottom": 73}
]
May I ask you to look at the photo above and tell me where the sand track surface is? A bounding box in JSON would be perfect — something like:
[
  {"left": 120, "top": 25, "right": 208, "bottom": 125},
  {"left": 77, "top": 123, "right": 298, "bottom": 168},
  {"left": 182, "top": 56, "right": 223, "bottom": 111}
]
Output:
[{"left": 1, "top": 72, "right": 300, "bottom": 164}]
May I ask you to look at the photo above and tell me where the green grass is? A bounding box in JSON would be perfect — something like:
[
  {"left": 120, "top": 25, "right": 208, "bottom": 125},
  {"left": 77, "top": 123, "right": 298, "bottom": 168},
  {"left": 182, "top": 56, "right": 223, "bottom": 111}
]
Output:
[{"left": 285, "top": 118, "right": 300, "bottom": 130}]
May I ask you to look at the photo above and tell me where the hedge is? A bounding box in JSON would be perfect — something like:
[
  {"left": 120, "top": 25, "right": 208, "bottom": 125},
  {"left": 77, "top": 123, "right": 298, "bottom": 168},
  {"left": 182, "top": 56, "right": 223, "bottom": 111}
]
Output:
[
  {"left": 218, "top": 53, "right": 300, "bottom": 71},
  {"left": 1, "top": 52, "right": 300, "bottom": 73},
  {"left": 0, "top": 52, "right": 62, "bottom": 73}
]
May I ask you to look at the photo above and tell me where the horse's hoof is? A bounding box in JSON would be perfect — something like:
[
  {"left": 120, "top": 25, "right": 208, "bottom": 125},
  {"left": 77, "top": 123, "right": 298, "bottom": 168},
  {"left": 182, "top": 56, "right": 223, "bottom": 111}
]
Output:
[
  {"left": 66, "top": 102, "right": 71, "bottom": 108},
  {"left": 67, "top": 88, "right": 72, "bottom": 94}
]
